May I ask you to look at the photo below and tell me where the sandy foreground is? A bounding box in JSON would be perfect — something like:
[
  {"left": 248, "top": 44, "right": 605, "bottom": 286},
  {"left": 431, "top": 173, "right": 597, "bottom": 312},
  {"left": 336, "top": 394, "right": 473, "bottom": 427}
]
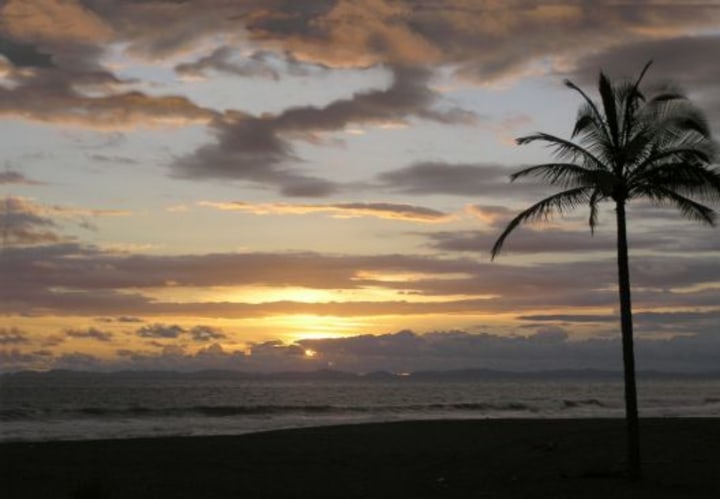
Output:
[{"left": 1, "top": 418, "right": 718, "bottom": 498}]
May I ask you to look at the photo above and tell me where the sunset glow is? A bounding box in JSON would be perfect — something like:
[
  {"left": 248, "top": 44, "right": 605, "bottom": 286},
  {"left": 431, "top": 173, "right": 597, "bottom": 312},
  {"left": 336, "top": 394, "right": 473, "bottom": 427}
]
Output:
[{"left": 1, "top": 1, "right": 719, "bottom": 373}]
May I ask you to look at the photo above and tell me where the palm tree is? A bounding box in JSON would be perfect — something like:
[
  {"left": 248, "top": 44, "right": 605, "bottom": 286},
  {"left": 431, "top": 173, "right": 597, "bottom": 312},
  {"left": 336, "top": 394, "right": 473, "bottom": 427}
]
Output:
[{"left": 491, "top": 62, "right": 719, "bottom": 480}]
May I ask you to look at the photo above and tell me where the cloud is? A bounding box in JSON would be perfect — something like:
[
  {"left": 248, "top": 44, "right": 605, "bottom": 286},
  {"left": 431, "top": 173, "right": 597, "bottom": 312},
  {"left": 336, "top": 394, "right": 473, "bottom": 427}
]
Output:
[
  {"left": 172, "top": 65, "right": 475, "bottom": 195},
  {"left": 0, "top": 348, "right": 53, "bottom": 371},
  {"left": 516, "top": 307, "right": 720, "bottom": 344},
  {"left": 189, "top": 325, "right": 228, "bottom": 343},
  {"left": 95, "top": 316, "right": 144, "bottom": 324},
  {"left": 0, "top": 196, "right": 65, "bottom": 246},
  {"left": 0, "top": 196, "right": 133, "bottom": 247},
  {"left": 5, "top": 322, "right": 720, "bottom": 373},
  {"left": 2, "top": 240, "right": 719, "bottom": 322},
  {"left": 428, "top": 228, "right": 610, "bottom": 255},
  {"left": 0, "top": 73, "right": 218, "bottom": 129},
  {"left": 289, "top": 328, "right": 720, "bottom": 372},
  {"left": 3, "top": 1, "right": 718, "bottom": 100},
  {"left": 199, "top": 200, "right": 455, "bottom": 223},
  {"left": 0, "top": 2, "right": 217, "bottom": 130},
  {"left": 8, "top": 0, "right": 708, "bottom": 82},
  {"left": 0, "top": 328, "right": 30, "bottom": 345},
  {"left": 0, "top": 0, "right": 112, "bottom": 45},
  {"left": 0, "top": 36, "right": 54, "bottom": 68},
  {"left": 0, "top": 171, "right": 43, "bottom": 185},
  {"left": 567, "top": 34, "right": 720, "bottom": 127},
  {"left": 376, "top": 161, "right": 546, "bottom": 198},
  {"left": 464, "top": 205, "right": 517, "bottom": 227},
  {"left": 66, "top": 327, "right": 114, "bottom": 342},
  {"left": 137, "top": 324, "right": 185, "bottom": 339},
  {"left": 82, "top": 328, "right": 719, "bottom": 373},
  {"left": 175, "top": 47, "right": 281, "bottom": 80},
  {"left": 88, "top": 154, "right": 140, "bottom": 166},
  {"left": 242, "top": 0, "right": 720, "bottom": 81}
]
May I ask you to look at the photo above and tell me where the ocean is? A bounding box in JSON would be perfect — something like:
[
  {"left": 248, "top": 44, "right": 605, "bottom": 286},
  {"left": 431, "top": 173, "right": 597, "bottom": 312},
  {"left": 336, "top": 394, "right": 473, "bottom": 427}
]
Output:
[{"left": 1, "top": 371, "right": 719, "bottom": 442}]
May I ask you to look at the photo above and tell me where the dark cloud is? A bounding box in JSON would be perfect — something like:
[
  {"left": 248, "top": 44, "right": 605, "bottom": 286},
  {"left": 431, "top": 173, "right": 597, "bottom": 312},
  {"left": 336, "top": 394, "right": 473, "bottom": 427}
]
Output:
[
  {"left": 0, "top": 36, "right": 53, "bottom": 67},
  {"left": 2, "top": 1, "right": 718, "bottom": 107},
  {"left": 95, "top": 316, "right": 144, "bottom": 323},
  {"left": 0, "top": 242, "right": 476, "bottom": 293},
  {"left": 2, "top": 241, "right": 719, "bottom": 324},
  {"left": 567, "top": 34, "right": 720, "bottom": 128},
  {"left": 426, "top": 226, "right": 714, "bottom": 256},
  {"left": 0, "top": 328, "right": 30, "bottom": 345},
  {"left": 17, "top": 0, "right": 706, "bottom": 86},
  {"left": 284, "top": 328, "right": 720, "bottom": 372},
  {"left": 0, "top": 348, "right": 52, "bottom": 371},
  {"left": 428, "top": 228, "right": 613, "bottom": 255},
  {"left": 189, "top": 325, "right": 227, "bottom": 342},
  {"left": 515, "top": 306, "right": 720, "bottom": 340},
  {"left": 4, "top": 326, "right": 720, "bottom": 373},
  {"left": 0, "top": 68, "right": 217, "bottom": 128},
  {"left": 66, "top": 327, "right": 114, "bottom": 342},
  {"left": 427, "top": 201, "right": 720, "bottom": 255},
  {"left": 41, "top": 335, "right": 65, "bottom": 347},
  {"left": 0, "top": 196, "right": 132, "bottom": 247},
  {"left": 0, "top": 171, "right": 42, "bottom": 185},
  {"left": 240, "top": 0, "right": 720, "bottom": 82},
  {"left": 137, "top": 324, "right": 186, "bottom": 339},
  {"left": 0, "top": 2, "right": 217, "bottom": 130},
  {"left": 376, "top": 161, "right": 547, "bottom": 198},
  {"left": 0, "top": 196, "right": 65, "bottom": 246},
  {"left": 172, "top": 65, "right": 475, "bottom": 195}
]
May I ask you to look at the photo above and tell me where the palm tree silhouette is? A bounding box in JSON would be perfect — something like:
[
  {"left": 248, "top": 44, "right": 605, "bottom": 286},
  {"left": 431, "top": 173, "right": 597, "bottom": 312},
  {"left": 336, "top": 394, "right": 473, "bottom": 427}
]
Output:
[{"left": 491, "top": 61, "right": 719, "bottom": 480}]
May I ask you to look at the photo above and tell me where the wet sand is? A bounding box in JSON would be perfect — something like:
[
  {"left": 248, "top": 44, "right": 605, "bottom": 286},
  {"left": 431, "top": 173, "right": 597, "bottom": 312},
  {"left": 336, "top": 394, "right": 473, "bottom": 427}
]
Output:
[{"left": 2, "top": 418, "right": 718, "bottom": 498}]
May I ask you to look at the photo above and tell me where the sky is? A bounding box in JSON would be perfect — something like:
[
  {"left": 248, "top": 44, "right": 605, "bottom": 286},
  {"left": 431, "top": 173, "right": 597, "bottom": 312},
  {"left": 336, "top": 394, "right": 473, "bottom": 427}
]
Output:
[{"left": 1, "top": 0, "right": 719, "bottom": 373}]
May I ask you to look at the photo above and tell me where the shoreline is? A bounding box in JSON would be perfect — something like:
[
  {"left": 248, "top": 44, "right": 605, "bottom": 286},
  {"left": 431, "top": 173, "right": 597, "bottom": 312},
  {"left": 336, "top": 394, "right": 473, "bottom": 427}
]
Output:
[{"left": 2, "top": 418, "right": 719, "bottom": 498}]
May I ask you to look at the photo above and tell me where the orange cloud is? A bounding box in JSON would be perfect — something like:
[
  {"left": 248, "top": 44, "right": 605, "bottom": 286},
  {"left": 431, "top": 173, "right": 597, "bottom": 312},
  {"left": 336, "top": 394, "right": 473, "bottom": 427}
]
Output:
[
  {"left": 0, "top": 0, "right": 113, "bottom": 44},
  {"left": 198, "top": 200, "right": 456, "bottom": 223}
]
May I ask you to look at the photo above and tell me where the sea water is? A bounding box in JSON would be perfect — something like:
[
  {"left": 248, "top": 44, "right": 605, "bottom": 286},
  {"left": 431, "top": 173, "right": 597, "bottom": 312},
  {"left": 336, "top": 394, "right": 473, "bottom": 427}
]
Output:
[{"left": 1, "top": 373, "right": 719, "bottom": 442}]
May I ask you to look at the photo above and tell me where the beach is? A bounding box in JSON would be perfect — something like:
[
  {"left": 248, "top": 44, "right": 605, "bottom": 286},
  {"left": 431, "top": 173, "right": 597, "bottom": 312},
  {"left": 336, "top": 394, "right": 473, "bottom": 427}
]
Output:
[{"left": 2, "top": 418, "right": 718, "bottom": 498}]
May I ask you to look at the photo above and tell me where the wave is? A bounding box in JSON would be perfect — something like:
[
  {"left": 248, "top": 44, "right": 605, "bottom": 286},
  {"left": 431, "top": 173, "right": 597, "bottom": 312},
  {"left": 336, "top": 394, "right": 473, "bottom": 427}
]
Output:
[
  {"left": 0, "top": 402, "right": 544, "bottom": 422},
  {"left": 5, "top": 397, "right": 718, "bottom": 423},
  {"left": 562, "top": 398, "right": 605, "bottom": 408}
]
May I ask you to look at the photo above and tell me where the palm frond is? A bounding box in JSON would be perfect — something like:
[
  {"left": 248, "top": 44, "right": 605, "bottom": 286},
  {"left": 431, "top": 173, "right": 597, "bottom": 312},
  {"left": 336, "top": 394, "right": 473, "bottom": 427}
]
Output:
[
  {"left": 491, "top": 187, "right": 591, "bottom": 259},
  {"left": 509, "top": 162, "right": 599, "bottom": 187},
  {"left": 620, "top": 65, "right": 649, "bottom": 146},
  {"left": 589, "top": 189, "right": 603, "bottom": 234},
  {"left": 632, "top": 60, "right": 653, "bottom": 89},
  {"left": 630, "top": 146, "right": 714, "bottom": 181},
  {"left": 648, "top": 92, "right": 686, "bottom": 104},
  {"left": 631, "top": 162, "right": 720, "bottom": 201},
  {"left": 501, "top": 62, "right": 717, "bottom": 262},
  {"left": 516, "top": 133, "right": 606, "bottom": 170},
  {"left": 564, "top": 78, "right": 612, "bottom": 143},
  {"left": 634, "top": 185, "right": 717, "bottom": 226},
  {"left": 572, "top": 112, "right": 596, "bottom": 137},
  {"left": 668, "top": 111, "right": 712, "bottom": 139},
  {"left": 641, "top": 97, "right": 712, "bottom": 141},
  {"left": 599, "top": 72, "right": 620, "bottom": 147}
]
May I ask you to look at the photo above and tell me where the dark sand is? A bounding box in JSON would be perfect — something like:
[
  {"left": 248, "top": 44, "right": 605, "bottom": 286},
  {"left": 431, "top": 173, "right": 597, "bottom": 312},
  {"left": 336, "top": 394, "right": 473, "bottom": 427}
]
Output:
[{"left": 2, "top": 418, "right": 718, "bottom": 498}]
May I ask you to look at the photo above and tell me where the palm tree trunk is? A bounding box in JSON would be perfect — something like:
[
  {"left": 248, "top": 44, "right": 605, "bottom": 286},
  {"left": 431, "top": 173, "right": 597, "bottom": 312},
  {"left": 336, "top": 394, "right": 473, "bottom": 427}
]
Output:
[{"left": 615, "top": 200, "right": 641, "bottom": 480}]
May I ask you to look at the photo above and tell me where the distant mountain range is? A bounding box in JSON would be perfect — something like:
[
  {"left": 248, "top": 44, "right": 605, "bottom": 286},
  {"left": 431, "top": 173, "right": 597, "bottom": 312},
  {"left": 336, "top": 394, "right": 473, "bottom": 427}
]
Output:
[{"left": 3, "top": 368, "right": 720, "bottom": 382}]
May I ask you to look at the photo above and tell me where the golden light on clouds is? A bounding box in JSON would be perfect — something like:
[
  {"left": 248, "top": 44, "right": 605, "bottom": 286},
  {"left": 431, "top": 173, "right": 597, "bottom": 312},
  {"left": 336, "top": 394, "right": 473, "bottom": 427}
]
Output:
[{"left": 2, "top": 0, "right": 718, "bottom": 373}]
